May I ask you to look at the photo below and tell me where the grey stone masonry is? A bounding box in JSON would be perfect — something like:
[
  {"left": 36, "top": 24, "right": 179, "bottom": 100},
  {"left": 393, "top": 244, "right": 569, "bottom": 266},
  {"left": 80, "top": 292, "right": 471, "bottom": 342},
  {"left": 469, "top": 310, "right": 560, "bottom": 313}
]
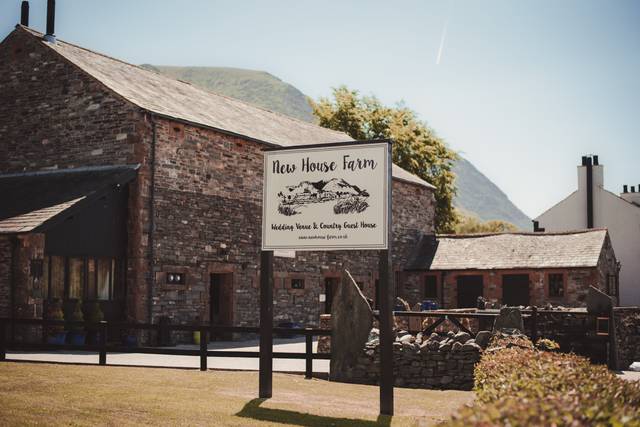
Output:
[{"left": 347, "top": 330, "right": 484, "bottom": 390}]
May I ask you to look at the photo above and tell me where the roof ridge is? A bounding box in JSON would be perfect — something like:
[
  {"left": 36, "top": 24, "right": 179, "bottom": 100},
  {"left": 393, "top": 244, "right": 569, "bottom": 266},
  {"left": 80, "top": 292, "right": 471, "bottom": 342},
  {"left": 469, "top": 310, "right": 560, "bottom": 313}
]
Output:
[
  {"left": 0, "top": 164, "right": 140, "bottom": 179},
  {"left": 438, "top": 228, "right": 607, "bottom": 238},
  {"left": 16, "top": 25, "right": 346, "bottom": 137}
]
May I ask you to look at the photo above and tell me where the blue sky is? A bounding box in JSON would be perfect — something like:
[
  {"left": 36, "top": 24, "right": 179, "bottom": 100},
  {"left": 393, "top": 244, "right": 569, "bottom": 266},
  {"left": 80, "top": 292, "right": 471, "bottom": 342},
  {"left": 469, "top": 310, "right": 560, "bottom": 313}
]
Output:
[{"left": 2, "top": 0, "right": 639, "bottom": 218}]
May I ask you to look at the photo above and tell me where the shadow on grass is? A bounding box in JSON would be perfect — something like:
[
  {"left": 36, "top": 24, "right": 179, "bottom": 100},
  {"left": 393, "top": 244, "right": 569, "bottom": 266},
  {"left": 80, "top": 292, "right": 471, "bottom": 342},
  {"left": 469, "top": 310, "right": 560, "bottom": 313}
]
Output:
[{"left": 236, "top": 398, "right": 392, "bottom": 427}]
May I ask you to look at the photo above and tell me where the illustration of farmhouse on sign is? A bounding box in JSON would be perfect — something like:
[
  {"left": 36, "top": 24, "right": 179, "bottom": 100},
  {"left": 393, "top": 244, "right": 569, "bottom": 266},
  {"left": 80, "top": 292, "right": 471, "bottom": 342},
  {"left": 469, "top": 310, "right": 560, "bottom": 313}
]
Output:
[{"left": 277, "top": 178, "right": 370, "bottom": 216}]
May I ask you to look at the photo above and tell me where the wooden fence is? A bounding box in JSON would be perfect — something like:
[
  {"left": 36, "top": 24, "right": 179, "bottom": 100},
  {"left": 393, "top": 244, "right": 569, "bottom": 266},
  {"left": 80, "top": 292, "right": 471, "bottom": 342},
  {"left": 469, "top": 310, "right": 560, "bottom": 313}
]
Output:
[{"left": 0, "top": 318, "right": 330, "bottom": 379}]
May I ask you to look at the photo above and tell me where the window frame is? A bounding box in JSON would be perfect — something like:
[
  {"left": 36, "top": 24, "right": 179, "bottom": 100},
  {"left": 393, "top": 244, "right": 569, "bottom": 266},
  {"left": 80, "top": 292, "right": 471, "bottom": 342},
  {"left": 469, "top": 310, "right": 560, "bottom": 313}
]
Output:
[
  {"left": 547, "top": 272, "right": 565, "bottom": 299},
  {"left": 42, "top": 255, "right": 121, "bottom": 302}
]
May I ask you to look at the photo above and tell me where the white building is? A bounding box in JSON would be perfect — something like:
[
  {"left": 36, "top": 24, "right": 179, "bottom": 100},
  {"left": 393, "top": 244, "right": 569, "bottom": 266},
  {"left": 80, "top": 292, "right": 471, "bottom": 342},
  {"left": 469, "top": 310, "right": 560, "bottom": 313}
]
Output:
[{"left": 535, "top": 155, "right": 639, "bottom": 306}]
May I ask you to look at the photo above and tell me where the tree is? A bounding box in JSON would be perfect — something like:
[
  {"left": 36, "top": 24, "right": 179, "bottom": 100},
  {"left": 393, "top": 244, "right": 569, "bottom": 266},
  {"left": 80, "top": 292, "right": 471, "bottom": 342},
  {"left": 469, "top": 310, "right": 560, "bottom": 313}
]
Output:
[
  {"left": 454, "top": 212, "right": 518, "bottom": 234},
  {"left": 311, "top": 86, "right": 458, "bottom": 232}
]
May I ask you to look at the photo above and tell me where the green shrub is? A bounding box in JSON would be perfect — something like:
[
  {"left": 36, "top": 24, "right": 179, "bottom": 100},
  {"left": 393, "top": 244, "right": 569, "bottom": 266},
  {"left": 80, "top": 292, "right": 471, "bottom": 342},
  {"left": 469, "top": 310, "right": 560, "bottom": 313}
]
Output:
[
  {"left": 444, "top": 343, "right": 640, "bottom": 426},
  {"left": 67, "top": 300, "right": 85, "bottom": 333},
  {"left": 45, "top": 299, "right": 65, "bottom": 335}
]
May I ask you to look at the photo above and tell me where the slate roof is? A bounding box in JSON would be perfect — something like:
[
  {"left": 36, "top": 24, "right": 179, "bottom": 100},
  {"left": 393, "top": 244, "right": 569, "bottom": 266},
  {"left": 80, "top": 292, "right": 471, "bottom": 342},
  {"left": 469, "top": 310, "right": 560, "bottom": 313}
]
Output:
[
  {"left": 407, "top": 229, "right": 608, "bottom": 271},
  {"left": 0, "top": 165, "right": 138, "bottom": 234},
  {"left": 15, "top": 26, "right": 433, "bottom": 189}
]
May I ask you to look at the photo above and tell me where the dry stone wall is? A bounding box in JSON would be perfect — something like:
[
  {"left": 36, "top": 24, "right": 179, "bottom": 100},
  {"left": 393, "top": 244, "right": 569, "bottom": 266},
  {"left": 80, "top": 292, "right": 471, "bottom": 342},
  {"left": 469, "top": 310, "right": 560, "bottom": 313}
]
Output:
[
  {"left": 615, "top": 307, "right": 640, "bottom": 369},
  {"left": 347, "top": 329, "right": 485, "bottom": 390}
]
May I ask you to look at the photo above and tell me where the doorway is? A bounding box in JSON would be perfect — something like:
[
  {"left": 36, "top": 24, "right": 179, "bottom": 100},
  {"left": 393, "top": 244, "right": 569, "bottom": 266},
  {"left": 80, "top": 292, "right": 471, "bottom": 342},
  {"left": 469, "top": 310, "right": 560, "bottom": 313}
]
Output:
[
  {"left": 324, "top": 277, "right": 339, "bottom": 314},
  {"left": 456, "top": 275, "right": 483, "bottom": 308},
  {"left": 502, "top": 274, "right": 530, "bottom": 306},
  {"left": 210, "top": 273, "right": 233, "bottom": 341}
]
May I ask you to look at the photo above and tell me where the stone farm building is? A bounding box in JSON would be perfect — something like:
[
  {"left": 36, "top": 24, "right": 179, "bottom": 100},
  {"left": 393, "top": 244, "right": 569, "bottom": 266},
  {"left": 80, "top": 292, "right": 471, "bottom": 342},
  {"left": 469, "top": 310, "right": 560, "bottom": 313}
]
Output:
[
  {"left": 404, "top": 229, "right": 619, "bottom": 308},
  {"left": 0, "top": 26, "right": 436, "bottom": 331},
  {"left": 0, "top": 26, "right": 621, "bottom": 340}
]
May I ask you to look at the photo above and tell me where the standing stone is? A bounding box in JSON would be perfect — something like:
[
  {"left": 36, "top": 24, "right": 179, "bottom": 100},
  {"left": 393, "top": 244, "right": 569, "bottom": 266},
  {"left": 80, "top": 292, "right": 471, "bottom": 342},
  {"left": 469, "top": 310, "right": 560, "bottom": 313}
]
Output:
[
  {"left": 474, "top": 330, "right": 491, "bottom": 349},
  {"left": 492, "top": 307, "right": 524, "bottom": 334},
  {"left": 330, "top": 269, "right": 374, "bottom": 382}
]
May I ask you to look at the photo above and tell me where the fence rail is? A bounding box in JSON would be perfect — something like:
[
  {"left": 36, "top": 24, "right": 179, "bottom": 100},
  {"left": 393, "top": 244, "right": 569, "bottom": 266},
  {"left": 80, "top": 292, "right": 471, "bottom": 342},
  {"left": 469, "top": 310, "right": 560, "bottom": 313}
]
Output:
[{"left": 0, "top": 318, "right": 330, "bottom": 379}]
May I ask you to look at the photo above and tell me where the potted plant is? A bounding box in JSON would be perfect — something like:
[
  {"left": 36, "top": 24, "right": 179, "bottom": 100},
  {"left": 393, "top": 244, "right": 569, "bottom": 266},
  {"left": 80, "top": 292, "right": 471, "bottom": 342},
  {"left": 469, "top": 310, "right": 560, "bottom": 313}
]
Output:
[
  {"left": 66, "top": 300, "right": 86, "bottom": 345},
  {"left": 45, "top": 299, "right": 67, "bottom": 345},
  {"left": 120, "top": 315, "right": 138, "bottom": 348},
  {"left": 85, "top": 302, "right": 104, "bottom": 345}
]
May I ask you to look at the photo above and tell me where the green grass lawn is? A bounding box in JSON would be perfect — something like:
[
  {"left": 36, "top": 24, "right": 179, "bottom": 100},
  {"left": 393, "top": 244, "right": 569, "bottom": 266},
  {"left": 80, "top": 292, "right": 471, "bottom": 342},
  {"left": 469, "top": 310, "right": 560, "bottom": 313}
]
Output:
[{"left": 0, "top": 362, "right": 473, "bottom": 426}]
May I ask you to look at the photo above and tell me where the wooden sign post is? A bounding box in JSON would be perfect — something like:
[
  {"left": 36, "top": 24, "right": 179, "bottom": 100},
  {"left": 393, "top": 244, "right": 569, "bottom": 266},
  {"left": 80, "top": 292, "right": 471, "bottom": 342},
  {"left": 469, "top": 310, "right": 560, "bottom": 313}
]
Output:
[{"left": 260, "top": 140, "right": 393, "bottom": 415}]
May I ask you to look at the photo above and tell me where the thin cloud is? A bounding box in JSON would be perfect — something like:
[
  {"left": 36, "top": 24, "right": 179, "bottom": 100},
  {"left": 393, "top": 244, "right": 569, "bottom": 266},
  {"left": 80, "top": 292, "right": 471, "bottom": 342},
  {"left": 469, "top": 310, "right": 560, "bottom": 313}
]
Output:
[{"left": 436, "top": 19, "right": 449, "bottom": 65}]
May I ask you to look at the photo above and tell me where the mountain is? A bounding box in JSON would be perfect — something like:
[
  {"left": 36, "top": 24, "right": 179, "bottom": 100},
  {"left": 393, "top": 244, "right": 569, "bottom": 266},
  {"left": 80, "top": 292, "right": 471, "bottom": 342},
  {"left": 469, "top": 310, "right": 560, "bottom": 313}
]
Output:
[
  {"left": 142, "top": 65, "right": 531, "bottom": 230},
  {"left": 139, "top": 65, "right": 314, "bottom": 122},
  {"left": 452, "top": 158, "right": 530, "bottom": 229}
]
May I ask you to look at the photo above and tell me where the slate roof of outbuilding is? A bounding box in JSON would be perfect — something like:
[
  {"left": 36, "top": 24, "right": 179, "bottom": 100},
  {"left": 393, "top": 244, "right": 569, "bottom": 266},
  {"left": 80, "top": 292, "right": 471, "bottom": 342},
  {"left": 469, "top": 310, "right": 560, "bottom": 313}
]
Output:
[
  {"left": 15, "top": 26, "right": 433, "bottom": 189},
  {"left": 0, "top": 165, "right": 138, "bottom": 234},
  {"left": 407, "top": 229, "right": 608, "bottom": 271}
]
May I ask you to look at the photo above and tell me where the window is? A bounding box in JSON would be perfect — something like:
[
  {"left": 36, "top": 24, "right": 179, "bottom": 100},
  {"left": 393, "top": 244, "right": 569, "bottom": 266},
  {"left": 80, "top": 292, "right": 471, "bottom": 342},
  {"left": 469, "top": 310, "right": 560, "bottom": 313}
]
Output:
[
  {"left": 549, "top": 273, "right": 564, "bottom": 298},
  {"left": 97, "top": 258, "right": 113, "bottom": 300},
  {"left": 68, "top": 258, "right": 84, "bottom": 299},
  {"left": 87, "top": 258, "right": 96, "bottom": 300},
  {"left": 42, "top": 257, "right": 49, "bottom": 299},
  {"left": 42, "top": 256, "right": 120, "bottom": 302},
  {"left": 607, "top": 275, "right": 617, "bottom": 296},
  {"left": 291, "top": 278, "right": 305, "bottom": 289},
  {"left": 424, "top": 275, "right": 438, "bottom": 299},
  {"left": 50, "top": 256, "right": 65, "bottom": 299}
]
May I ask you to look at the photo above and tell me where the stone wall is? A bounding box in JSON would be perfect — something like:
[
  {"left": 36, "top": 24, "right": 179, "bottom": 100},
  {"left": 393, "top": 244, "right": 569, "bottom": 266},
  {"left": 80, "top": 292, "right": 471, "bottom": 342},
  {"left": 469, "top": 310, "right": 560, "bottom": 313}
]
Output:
[
  {"left": 0, "top": 236, "right": 12, "bottom": 318},
  {"left": 0, "top": 28, "right": 153, "bottom": 324},
  {"left": 149, "top": 116, "right": 436, "bottom": 328},
  {"left": 348, "top": 331, "right": 483, "bottom": 390},
  {"left": 0, "top": 27, "right": 437, "bottom": 334},
  {"left": 614, "top": 307, "right": 640, "bottom": 369}
]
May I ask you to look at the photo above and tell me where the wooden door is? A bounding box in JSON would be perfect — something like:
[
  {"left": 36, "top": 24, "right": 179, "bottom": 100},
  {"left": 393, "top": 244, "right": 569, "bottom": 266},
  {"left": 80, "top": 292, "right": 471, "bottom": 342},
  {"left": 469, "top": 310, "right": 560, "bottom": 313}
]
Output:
[
  {"left": 210, "top": 273, "right": 233, "bottom": 340},
  {"left": 456, "top": 275, "right": 483, "bottom": 308},
  {"left": 324, "top": 277, "right": 339, "bottom": 314},
  {"left": 502, "top": 274, "right": 530, "bottom": 306}
]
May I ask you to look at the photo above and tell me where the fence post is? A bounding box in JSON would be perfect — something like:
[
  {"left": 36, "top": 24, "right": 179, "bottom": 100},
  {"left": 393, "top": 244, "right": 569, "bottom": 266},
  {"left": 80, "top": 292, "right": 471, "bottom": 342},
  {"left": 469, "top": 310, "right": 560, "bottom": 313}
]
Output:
[
  {"left": 608, "top": 306, "right": 618, "bottom": 371},
  {"left": 200, "top": 326, "right": 208, "bottom": 371},
  {"left": 99, "top": 321, "right": 107, "bottom": 366},
  {"left": 0, "top": 318, "right": 5, "bottom": 361},
  {"left": 531, "top": 306, "right": 538, "bottom": 343},
  {"left": 305, "top": 332, "right": 313, "bottom": 379}
]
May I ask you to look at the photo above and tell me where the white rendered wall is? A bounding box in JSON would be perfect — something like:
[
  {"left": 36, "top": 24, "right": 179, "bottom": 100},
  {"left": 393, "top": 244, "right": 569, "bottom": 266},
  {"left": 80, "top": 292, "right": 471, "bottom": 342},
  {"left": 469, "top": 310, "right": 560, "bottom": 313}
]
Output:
[{"left": 536, "top": 164, "right": 640, "bottom": 306}]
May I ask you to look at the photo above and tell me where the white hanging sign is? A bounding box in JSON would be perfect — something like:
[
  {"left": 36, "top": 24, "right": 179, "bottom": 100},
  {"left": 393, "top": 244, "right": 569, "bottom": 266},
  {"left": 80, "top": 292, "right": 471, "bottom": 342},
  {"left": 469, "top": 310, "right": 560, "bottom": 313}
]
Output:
[{"left": 262, "top": 141, "right": 390, "bottom": 251}]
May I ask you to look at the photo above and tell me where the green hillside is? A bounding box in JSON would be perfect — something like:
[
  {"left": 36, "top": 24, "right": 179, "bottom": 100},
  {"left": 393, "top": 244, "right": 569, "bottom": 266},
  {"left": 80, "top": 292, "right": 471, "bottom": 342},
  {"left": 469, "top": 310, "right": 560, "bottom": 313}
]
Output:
[
  {"left": 142, "top": 64, "right": 531, "bottom": 230},
  {"left": 139, "top": 65, "right": 313, "bottom": 122},
  {"left": 452, "top": 158, "right": 531, "bottom": 229}
]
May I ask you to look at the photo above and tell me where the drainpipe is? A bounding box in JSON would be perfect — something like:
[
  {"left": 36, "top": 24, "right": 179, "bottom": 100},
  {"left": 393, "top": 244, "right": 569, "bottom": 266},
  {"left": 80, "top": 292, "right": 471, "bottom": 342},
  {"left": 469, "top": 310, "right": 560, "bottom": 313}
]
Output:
[
  {"left": 147, "top": 116, "right": 158, "bottom": 326},
  {"left": 9, "top": 236, "right": 18, "bottom": 342}
]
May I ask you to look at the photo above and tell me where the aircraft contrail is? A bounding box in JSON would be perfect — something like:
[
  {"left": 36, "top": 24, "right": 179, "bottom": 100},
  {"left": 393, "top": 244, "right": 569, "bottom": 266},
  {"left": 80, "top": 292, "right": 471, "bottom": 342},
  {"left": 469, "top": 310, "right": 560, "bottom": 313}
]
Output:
[{"left": 436, "top": 19, "right": 449, "bottom": 65}]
